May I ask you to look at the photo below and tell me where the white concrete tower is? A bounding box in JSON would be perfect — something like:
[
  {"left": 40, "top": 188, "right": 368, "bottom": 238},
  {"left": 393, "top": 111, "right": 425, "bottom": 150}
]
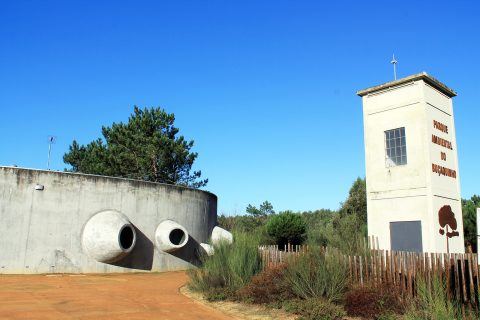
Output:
[{"left": 357, "top": 72, "right": 464, "bottom": 253}]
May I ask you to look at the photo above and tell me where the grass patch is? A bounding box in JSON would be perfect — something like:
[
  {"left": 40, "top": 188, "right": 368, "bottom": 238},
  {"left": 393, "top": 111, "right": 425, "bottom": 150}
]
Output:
[
  {"left": 283, "top": 298, "right": 346, "bottom": 320},
  {"left": 285, "top": 247, "right": 349, "bottom": 302},
  {"left": 187, "top": 231, "right": 263, "bottom": 299},
  {"left": 404, "top": 276, "right": 458, "bottom": 320}
]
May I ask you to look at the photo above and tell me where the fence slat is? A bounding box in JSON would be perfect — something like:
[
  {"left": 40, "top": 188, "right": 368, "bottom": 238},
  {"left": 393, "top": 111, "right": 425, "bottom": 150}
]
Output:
[
  {"left": 460, "top": 254, "right": 467, "bottom": 303},
  {"left": 454, "top": 254, "right": 461, "bottom": 302},
  {"left": 359, "top": 256, "right": 364, "bottom": 285},
  {"left": 466, "top": 253, "right": 473, "bottom": 305}
]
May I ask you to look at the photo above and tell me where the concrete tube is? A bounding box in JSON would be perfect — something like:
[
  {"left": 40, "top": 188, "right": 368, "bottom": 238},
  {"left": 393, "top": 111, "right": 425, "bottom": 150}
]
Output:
[
  {"left": 211, "top": 226, "right": 233, "bottom": 245},
  {"left": 82, "top": 210, "right": 136, "bottom": 263},
  {"left": 155, "top": 220, "right": 189, "bottom": 253},
  {"left": 200, "top": 243, "right": 214, "bottom": 256}
]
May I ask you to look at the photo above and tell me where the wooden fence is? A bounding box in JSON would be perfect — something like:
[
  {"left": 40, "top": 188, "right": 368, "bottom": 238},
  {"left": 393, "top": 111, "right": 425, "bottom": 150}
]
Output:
[{"left": 258, "top": 243, "right": 480, "bottom": 308}]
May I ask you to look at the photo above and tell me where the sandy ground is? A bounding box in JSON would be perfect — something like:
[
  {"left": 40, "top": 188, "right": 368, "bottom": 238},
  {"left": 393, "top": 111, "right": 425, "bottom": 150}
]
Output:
[
  {"left": 0, "top": 271, "right": 234, "bottom": 320},
  {"left": 181, "top": 286, "right": 297, "bottom": 320}
]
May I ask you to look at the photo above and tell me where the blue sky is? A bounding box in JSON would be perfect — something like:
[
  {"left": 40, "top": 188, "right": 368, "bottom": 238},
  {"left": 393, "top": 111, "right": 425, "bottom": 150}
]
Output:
[{"left": 1, "top": 1, "right": 479, "bottom": 214}]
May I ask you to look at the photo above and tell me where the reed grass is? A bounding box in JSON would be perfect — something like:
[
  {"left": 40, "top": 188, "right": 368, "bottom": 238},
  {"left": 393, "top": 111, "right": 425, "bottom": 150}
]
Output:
[
  {"left": 285, "top": 246, "right": 349, "bottom": 302},
  {"left": 188, "top": 231, "right": 263, "bottom": 295}
]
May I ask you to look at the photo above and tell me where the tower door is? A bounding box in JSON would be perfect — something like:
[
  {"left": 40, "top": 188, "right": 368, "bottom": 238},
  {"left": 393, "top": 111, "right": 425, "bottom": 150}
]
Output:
[{"left": 390, "top": 221, "right": 423, "bottom": 252}]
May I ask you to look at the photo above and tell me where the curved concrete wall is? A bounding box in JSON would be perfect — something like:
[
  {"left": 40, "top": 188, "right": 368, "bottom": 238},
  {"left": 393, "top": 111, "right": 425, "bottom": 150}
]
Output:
[{"left": 0, "top": 166, "right": 217, "bottom": 274}]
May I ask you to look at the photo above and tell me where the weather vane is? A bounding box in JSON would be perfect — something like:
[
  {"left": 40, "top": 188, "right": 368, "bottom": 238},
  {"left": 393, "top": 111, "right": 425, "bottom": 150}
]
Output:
[{"left": 391, "top": 54, "right": 398, "bottom": 80}]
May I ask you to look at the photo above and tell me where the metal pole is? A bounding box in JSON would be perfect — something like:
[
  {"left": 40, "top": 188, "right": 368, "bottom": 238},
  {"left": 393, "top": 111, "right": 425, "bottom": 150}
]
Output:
[
  {"left": 47, "top": 142, "right": 52, "bottom": 170},
  {"left": 446, "top": 224, "right": 449, "bottom": 254},
  {"left": 47, "top": 136, "right": 54, "bottom": 170},
  {"left": 391, "top": 54, "right": 398, "bottom": 80}
]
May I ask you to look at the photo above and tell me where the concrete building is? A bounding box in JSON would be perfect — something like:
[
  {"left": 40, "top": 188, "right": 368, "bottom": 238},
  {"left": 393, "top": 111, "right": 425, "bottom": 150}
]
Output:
[
  {"left": 358, "top": 72, "right": 464, "bottom": 253},
  {"left": 0, "top": 166, "right": 223, "bottom": 274}
]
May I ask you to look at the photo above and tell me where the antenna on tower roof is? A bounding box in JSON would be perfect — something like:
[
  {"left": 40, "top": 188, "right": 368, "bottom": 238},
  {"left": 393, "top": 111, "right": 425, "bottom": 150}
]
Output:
[{"left": 391, "top": 54, "right": 398, "bottom": 80}]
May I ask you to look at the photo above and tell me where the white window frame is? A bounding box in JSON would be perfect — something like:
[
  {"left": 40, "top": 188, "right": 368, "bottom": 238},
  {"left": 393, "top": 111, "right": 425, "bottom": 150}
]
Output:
[{"left": 384, "top": 127, "right": 407, "bottom": 167}]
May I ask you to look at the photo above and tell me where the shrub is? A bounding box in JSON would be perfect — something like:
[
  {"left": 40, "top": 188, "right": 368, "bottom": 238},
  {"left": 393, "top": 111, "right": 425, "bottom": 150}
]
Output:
[
  {"left": 285, "top": 247, "right": 349, "bottom": 302},
  {"left": 344, "top": 283, "right": 406, "bottom": 319},
  {"left": 238, "top": 263, "right": 294, "bottom": 304},
  {"left": 203, "top": 287, "right": 237, "bottom": 301},
  {"left": 403, "top": 276, "right": 458, "bottom": 320},
  {"left": 283, "top": 298, "right": 346, "bottom": 320},
  {"left": 401, "top": 276, "right": 480, "bottom": 320},
  {"left": 324, "top": 213, "right": 367, "bottom": 256},
  {"left": 187, "top": 231, "right": 263, "bottom": 298},
  {"left": 266, "top": 211, "right": 306, "bottom": 247},
  {"left": 303, "top": 210, "right": 335, "bottom": 247}
]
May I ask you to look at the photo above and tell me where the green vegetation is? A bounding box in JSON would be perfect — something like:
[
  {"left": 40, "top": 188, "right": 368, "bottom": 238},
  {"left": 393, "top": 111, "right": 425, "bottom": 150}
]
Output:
[
  {"left": 283, "top": 298, "right": 346, "bottom": 320},
  {"left": 462, "top": 195, "right": 479, "bottom": 252},
  {"left": 302, "top": 209, "right": 336, "bottom": 246},
  {"left": 321, "top": 213, "right": 367, "bottom": 256},
  {"left": 266, "top": 211, "right": 307, "bottom": 247},
  {"left": 192, "top": 178, "right": 479, "bottom": 319},
  {"left": 187, "top": 232, "right": 262, "bottom": 300},
  {"left": 217, "top": 177, "right": 369, "bottom": 253},
  {"left": 246, "top": 200, "right": 275, "bottom": 217},
  {"left": 404, "top": 277, "right": 458, "bottom": 320},
  {"left": 217, "top": 201, "right": 273, "bottom": 237},
  {"left": 340, "top": 177, "right": 367, "bottom": 224},
  {"left": 64, "top": 106, "right": 207, "bottom": 188},
  {"left": 285, "top": 248, "right": 349, "bottom": 302}
]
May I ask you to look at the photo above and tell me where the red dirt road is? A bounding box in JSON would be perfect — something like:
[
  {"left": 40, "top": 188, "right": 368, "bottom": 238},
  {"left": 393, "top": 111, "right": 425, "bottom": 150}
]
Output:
[{"left": 0, "top": 271, "right": 234, "bottom": 320}]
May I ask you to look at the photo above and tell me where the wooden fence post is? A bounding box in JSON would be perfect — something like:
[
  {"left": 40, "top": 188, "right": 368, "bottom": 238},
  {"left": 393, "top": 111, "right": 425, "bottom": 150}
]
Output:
[{"left": 359, "top": 256, "right": 364, "bottom": 286}]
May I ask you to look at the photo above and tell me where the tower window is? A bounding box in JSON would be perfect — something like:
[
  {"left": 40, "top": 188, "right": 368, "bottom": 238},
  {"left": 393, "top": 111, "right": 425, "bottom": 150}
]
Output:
[{"left": 385, "top": 127, "right": 407, "bottom": 166}]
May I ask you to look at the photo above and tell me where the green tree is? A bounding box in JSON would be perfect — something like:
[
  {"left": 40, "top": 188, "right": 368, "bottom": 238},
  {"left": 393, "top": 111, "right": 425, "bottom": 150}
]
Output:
[
  {"left": 246, "top": 200, "right": 275, "bottom": 217},
  {"left": 63, "top": 106, "right": 207, "bottom": 188},
  {"left": 325, "top": 213, "right": 366, "bottom": 255},
  {"left": 302, "top": 209, "right": 336, "bottom": 247},
  {"left": 340, "top": 177, "right": 367, "bottom": 224},
  {"left": 462, "top": 195, "right": 479, "bottom": 252},
  {"left": 266, "top": 211, "right": 307, "bottom": 248}
]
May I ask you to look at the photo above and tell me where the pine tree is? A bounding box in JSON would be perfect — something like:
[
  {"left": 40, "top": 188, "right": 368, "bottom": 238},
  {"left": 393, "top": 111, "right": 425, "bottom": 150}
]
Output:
[{"left": 64, "top": 106, "right": 208, "bottom": 188}]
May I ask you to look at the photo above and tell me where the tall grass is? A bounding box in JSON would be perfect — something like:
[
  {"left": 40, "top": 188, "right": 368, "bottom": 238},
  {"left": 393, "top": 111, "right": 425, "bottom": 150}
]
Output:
[
  {"left": 404, "top": 276, "right": 459, "bottom": 320},
  {"left": 285, "top": 246, "right": 349, "bottom": 302},
  {"left": 188, "top": 231, "right": 263, "bottom": 294}
]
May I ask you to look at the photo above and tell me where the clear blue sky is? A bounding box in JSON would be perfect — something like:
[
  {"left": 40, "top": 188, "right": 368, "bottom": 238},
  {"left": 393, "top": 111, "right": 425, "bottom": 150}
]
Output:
[{"left": 1, "top": 1, "right": 479, "bottom": 214}]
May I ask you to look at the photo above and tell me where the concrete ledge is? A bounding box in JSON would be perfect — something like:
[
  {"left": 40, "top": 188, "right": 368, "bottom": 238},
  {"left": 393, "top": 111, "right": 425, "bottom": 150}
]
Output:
[{"left": 356, "top": 72, "right": 457, "bottom": 98}]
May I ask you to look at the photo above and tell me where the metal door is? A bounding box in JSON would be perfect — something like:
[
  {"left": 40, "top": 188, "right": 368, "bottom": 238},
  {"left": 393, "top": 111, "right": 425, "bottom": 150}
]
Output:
[{"left": 390, "top": 220, "right": 423, "bottom": 252}]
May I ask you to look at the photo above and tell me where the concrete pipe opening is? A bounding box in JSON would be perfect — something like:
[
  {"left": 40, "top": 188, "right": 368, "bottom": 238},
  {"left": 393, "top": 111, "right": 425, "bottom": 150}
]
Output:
[
  {"left": 155, "top": 220, "right": 189, "bottom": 253},
  {"left": 82, "top": 210, "right": 137, "bottom": 263},
  {"left": 119, "top": 224, "right": 135, "bottom": 251},
  {"left": 169, "top": 228, "right": 186, "bottom": 246}
]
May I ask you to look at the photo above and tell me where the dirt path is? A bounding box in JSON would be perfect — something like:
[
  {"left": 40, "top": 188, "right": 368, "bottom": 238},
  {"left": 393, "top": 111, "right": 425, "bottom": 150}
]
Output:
[
  {"left": 181, "top": 286, "right": 296, "bottom": 320},
  {"left": 0, "top": 271, "right": 235, "bottom": 320}
]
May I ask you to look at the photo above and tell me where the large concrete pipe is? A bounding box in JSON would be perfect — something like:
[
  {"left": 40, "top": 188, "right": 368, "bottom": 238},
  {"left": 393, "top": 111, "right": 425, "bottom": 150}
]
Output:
[
  {"left": 155, "top": 220, "right": 189, "bottom": 253},
  {"left": 211, "top": 226, "right": 233, "bottom": 245},
  {"left": 82, "top": 210, "right": 136, "bottom": 263},
  {"left": 200, "top": 243, "right": 215, "bottom": 256}
]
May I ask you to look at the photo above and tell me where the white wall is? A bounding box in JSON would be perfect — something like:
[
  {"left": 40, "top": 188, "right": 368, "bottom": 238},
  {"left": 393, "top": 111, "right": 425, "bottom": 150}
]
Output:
[
  {"left": 362, "top": 78, "right": 464, "bottom": 253},
  {"left": 0, "top": 167, "right": 217, "bottom": 274},
  {"left": 424, "top": 84, "right": 464, "bottom": 253}
]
